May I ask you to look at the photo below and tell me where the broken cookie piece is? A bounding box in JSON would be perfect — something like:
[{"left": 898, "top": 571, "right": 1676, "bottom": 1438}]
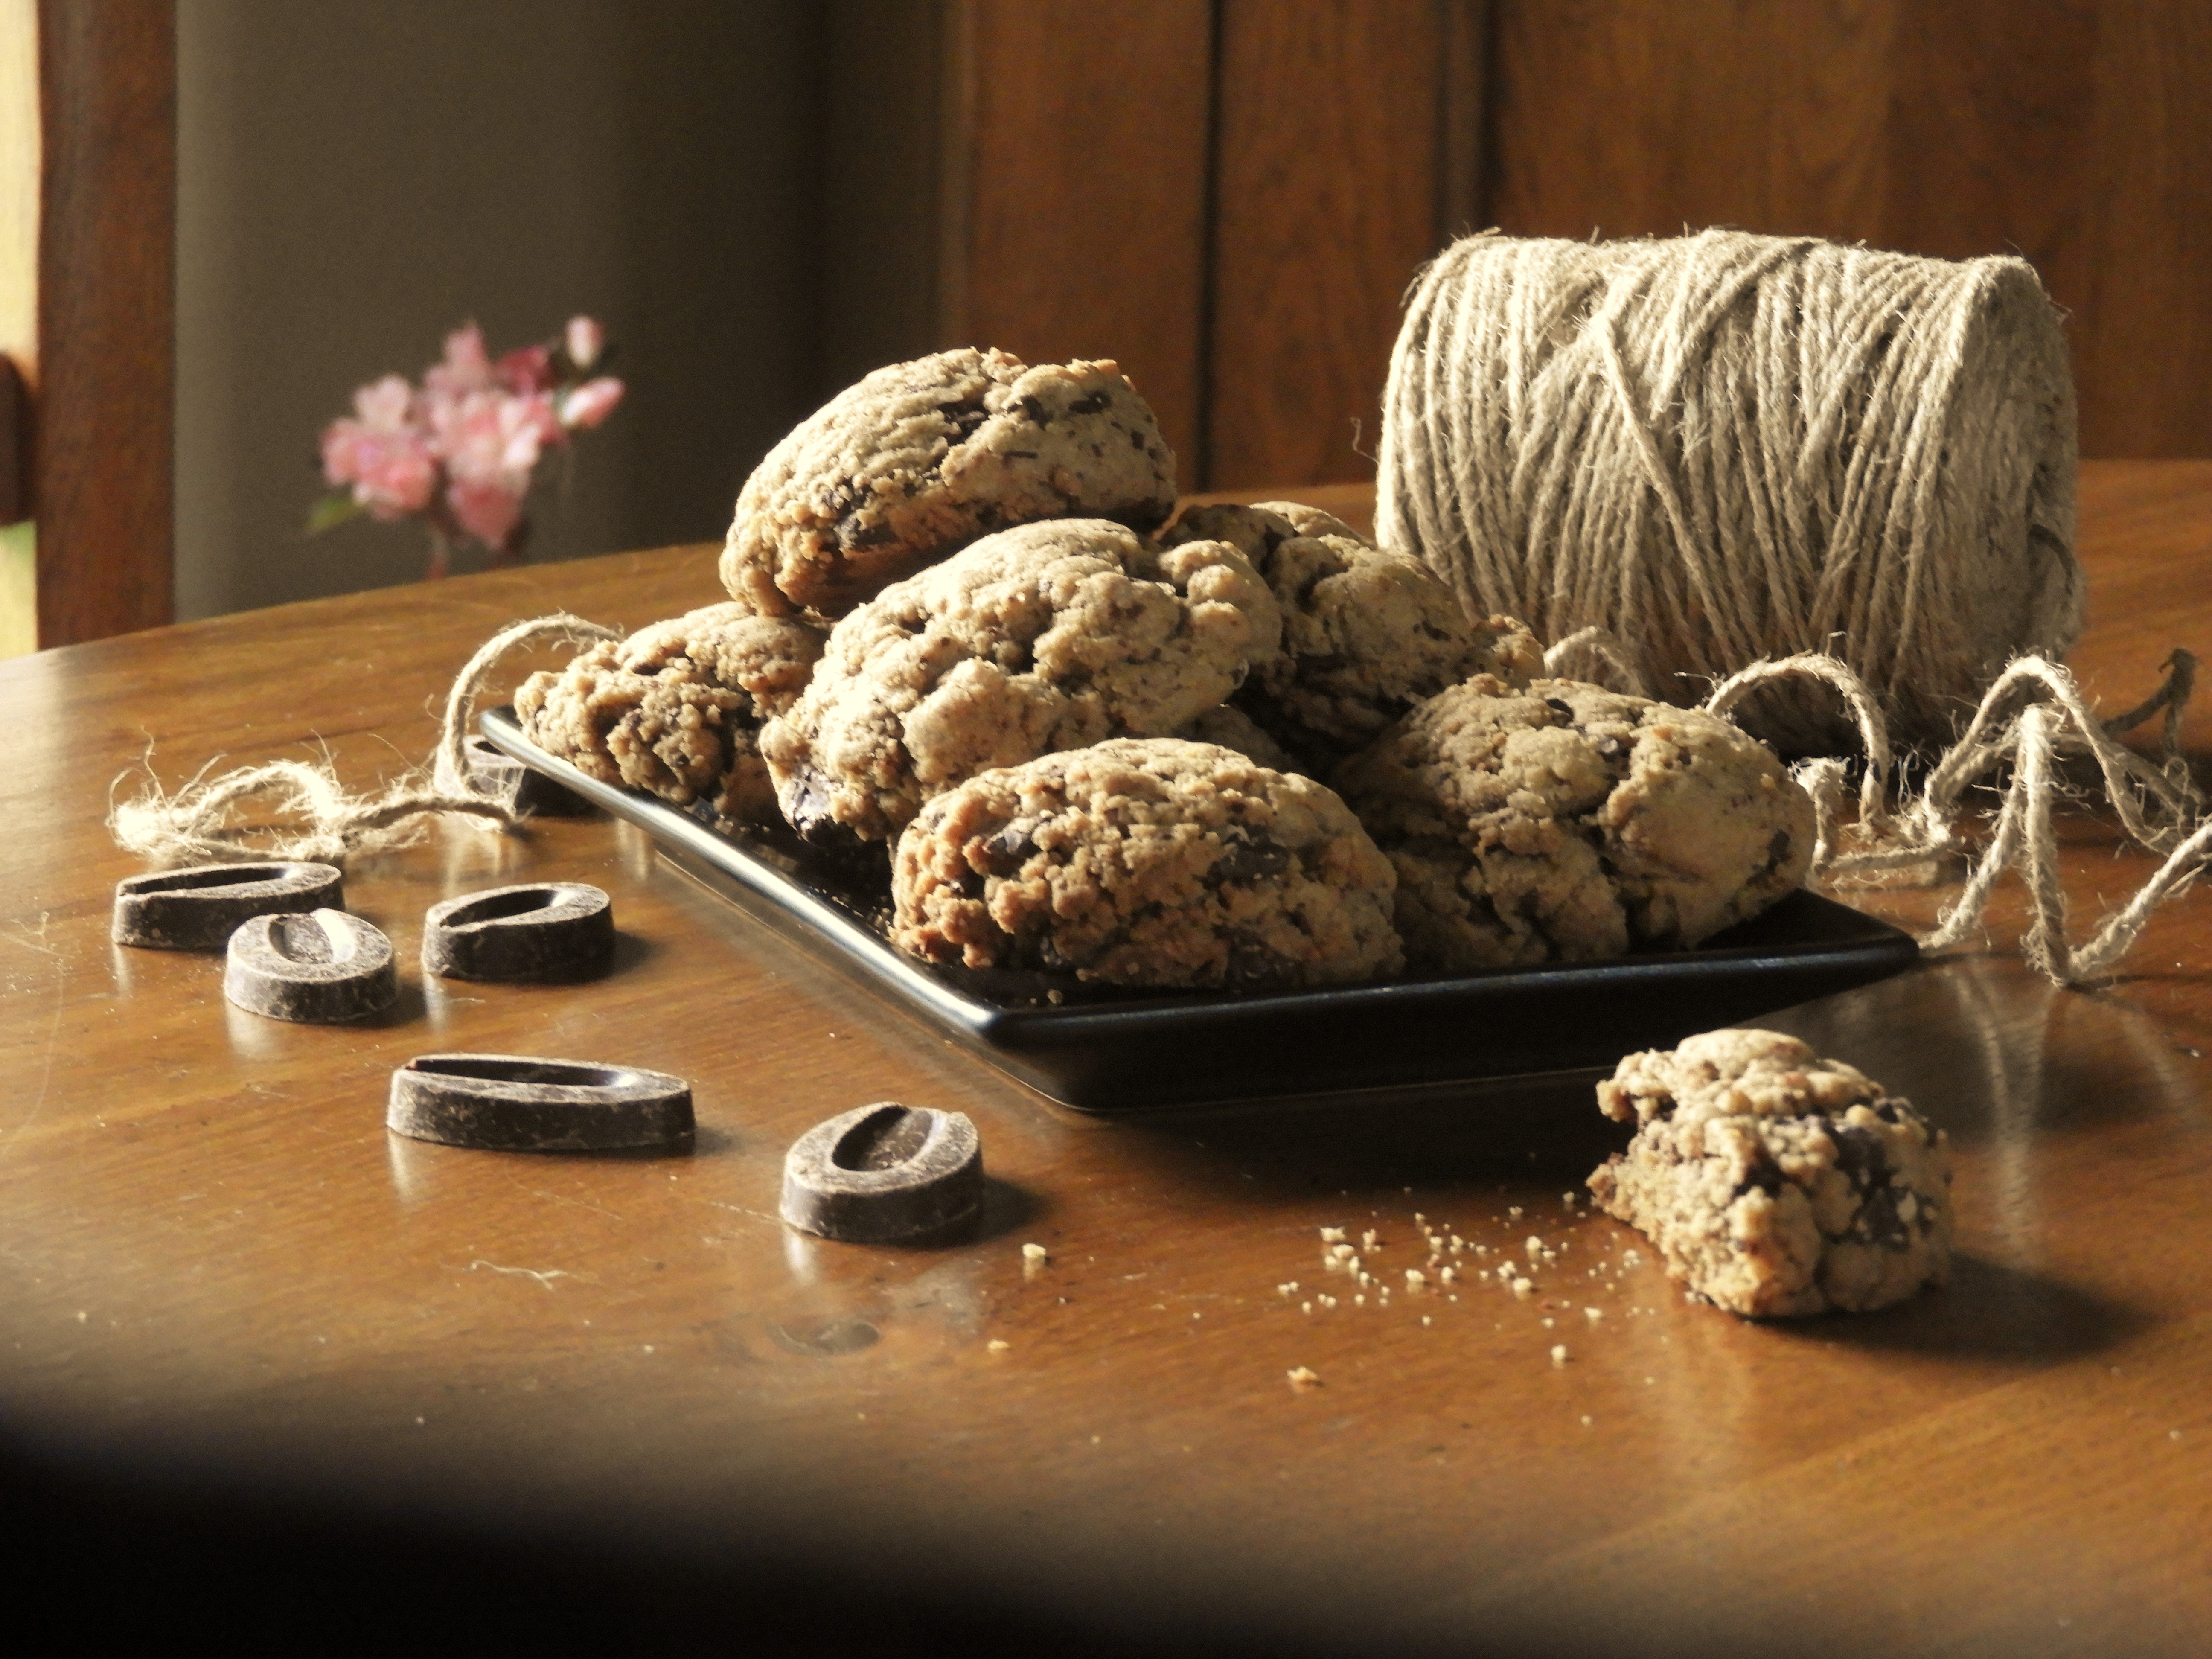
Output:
[{"left": 1588, "top": 1028, "right": 1952, "bottom": 1317}]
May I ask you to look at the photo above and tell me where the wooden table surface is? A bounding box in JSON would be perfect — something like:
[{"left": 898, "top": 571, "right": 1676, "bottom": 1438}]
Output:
[{"left": 3, "top": 465, "right": 2209, "bottom": 1654}]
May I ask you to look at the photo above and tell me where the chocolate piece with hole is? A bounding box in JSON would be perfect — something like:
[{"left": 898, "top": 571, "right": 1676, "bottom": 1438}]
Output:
[
  {"left": 465, "top": 733, "right": 593, "bottom": 817},
  {"left": 421, "top": 882, "right": 614, "bottom": 980},
  {"left": 780, "top": 1101, "right": 984, "bottom": 1243},
  {"left": 224, "top": 909, "right": 399, "bottom": 1022},
  {"left": 387, "top": 1053, "right": 693, "bottom": 1151},
  {"left": 112, "top": 861, "right": 345, "bottom": 950}
]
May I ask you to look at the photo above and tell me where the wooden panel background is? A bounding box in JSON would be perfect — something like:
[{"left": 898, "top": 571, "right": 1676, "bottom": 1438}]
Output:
[
  {"left": 946, "top": 0, "right": 1214, "bottom": 479},
  {"left": 1206, "top": 0, "right": 1464, "bottom": 488},
  {"left": 942, "top": 0, "right": 2212, "bottom": 491},
  {"left": 34, "top": 0, "right": 173, "bottom": 645}
]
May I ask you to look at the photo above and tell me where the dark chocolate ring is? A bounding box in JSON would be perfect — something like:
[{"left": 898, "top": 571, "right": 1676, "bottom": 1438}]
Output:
[
  {"left": 421, "top": 882, "right": 614, "bottom": 980},
  {"left": 780, "top": 1102, "right": 984, "bottom": 1243},
  {"left": 112, "top": 861, "right": 346, "bottom": 951},
  {"left": 224, "top": 909, "right": 399, "bottom": 1023},
  {"left": 387, "top": 1053, "right": 693, "bottom": 1152}
]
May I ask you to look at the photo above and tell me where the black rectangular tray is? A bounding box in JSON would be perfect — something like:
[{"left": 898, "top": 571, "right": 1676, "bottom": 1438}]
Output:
[{"left": 481, "top": 707, "right": 1918, "bottom": 1112}]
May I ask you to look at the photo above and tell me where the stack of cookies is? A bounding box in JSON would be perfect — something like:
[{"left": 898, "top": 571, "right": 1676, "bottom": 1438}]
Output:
[{"left": 519, "top": 347, "right": 1816, "bottom": 993}]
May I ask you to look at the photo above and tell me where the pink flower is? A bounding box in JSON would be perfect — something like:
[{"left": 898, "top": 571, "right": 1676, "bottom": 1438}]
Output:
[
  {"left": 559, "top": 376, "right": 625, "bottom": 431},
  {"left": 427, "top": 388, "right": 552, "bottom": 494},
  {"left": 312, "top": 317, "right": 621, "bottom": 559},
  {"left": 320, "top": 374, "right": 436, "bottom": 518},
  {"left": 496, "top": 344, "right": 554, "bottom": 395},
  {"left": 425, "top": 323, "right": 493, "bottom": 397},
  {"left": 351, "top": 373, "right": 416, "bottom": 432},
  {"left": 565, "top": 315, "right": 605, "bottom": 371},
  {"left": 445, "top": 477, "right": 527, "bottom": 550}
]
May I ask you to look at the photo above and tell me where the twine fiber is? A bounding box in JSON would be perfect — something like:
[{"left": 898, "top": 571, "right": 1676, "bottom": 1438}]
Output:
[
  {"left": 108, "top": 614, "right": 618, "bottom": 865},
  {"left": 1379, "top": 229, "right": 2084, "bottom": 752}
]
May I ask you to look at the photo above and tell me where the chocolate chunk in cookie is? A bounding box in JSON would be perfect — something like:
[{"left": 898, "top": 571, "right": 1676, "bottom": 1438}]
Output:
[
  {"left": 1335, "top": 678, "right": 1815, "bottom": 971},
  {"left": 516, "top": 602, "right": 824, "bottom": 823},
  {"left": 892, "top": 738, "right": 1402, "bottom": 989},
  {"left": 1163, "top": 502, "right": 1541, "bottom": 770},
  {"left": 759, "top": 519, "right": 1282, "bottom": 846},
  {"left": 1588, "top": 1028, "right": 1953, "bottom": 1316},
  {"left": 723, "top": 347, "right": 1178, "bottom": 619}
]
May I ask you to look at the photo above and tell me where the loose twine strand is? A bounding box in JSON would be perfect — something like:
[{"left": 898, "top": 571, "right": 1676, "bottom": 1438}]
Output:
[
  {"left": 1690, "top": 647, "right": 2200, "bottom": 987},
  {"left": 107, "top": 614, "right": 618, "bottom": 866}
]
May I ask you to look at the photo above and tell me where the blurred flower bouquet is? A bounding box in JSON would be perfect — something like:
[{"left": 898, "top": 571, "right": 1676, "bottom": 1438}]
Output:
[{"left": 312, "top": 317, "right": 624, "bottom": 577}]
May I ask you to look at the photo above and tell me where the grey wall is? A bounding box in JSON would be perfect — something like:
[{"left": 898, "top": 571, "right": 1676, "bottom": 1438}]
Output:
[{"left": 175, "top": 1, "right": 842, "bottom": 619}]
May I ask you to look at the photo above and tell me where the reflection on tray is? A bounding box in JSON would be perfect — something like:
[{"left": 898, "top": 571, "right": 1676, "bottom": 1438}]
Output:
[{"left": 480, "top": 707, "right": 1919, "bottom": 1112}]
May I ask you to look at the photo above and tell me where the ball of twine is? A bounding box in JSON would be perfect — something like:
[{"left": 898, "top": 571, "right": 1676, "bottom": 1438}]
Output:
[{"left": 1377, "top": 229, "right": 2084, "bottom": 752}]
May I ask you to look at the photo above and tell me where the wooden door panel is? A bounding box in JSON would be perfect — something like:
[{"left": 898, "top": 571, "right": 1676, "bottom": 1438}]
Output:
[
  {"left": 948, "top": 0, "right": 1213, "bottom": 481},
  {"left": 1207, "top": 0, "right": 1460, "bottom": 489},
  {"left": 28, "top": 0, "right": 174, "bottom": 646}
]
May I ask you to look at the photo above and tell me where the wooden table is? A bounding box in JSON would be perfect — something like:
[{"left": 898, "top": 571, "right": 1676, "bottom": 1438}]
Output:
[{"left": 3, "top": 465, "right": 2209, "bottom": 1653}]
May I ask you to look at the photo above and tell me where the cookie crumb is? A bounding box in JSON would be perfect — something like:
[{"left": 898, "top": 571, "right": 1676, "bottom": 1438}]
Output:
[
  {"left": 1580, "top": 1414, "right": 1593, "bottom": 1426},
  {"left": 1288, "top": 1366, "right": 1322, "bottom": 1390},
  {"left": 1551, "top": 1344, "right": 1569, "bottom": 1366},
  {"left": 1022, "top": 1243, "right": 1049, "bottom": 1263},
  {"left": 1590, "top": 1030, "right": 1951, "bottom": 1316},
  {"left": 1320, "top": 1226, "right": 1345, "bottom": 1243},
  {"left": 987, "top": 1339, "right": 1010, "bottom": 1353},
  {"left": 1509, "top": 1205, "right": 1524, "bottom": 1219},
  {"left": 1584, "top": 1307, "right": 1604, "bottom": 1323},
  {"left": 1511, "top": 1277, "right": 1534, "bottom": 1299},
  {"left": 1405, "top": 1269, "right": 1426, "bottom": 1288}
]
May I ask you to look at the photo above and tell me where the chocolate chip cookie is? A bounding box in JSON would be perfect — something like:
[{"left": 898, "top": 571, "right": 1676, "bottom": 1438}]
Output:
[
  {"left": 1164, "top": 503, "right": 1542, "bottom": 770},
  {"left": 760, "top": 519, "right": 1282, "bottom": 845},
  {"left": 1334, "top": 678, "right": 1815, "bottom": 971},
  {"left": 722, "top": 347, "right": 1178, "bottom": 619},
  {"left": 1588, "top": 1028, "right": 1953, "bottom": 1316},
  {"left": 892, "top": 738, "right": 1403, "bottom": 989},
  {"left": 516, "top": 601, "right": 824, "bottom": 822}
]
